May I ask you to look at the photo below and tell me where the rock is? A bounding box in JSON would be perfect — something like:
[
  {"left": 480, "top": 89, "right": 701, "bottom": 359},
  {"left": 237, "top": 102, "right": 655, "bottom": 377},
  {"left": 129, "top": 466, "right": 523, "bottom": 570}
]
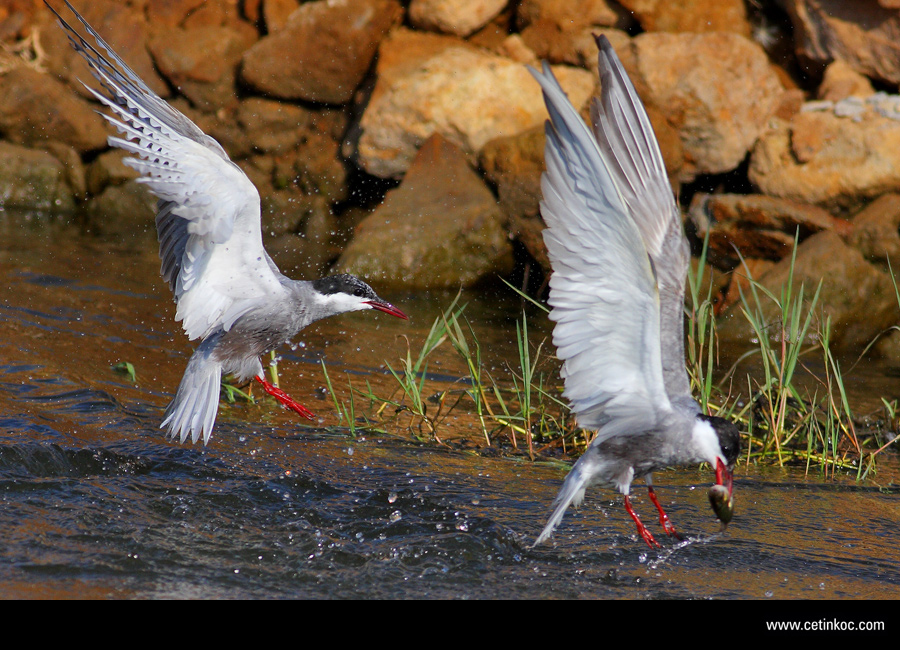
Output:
[
  {"left": 85, "top": 180, "right": 157, "bottom": 238},
  {"left": 516, "top": 0, "right": 629, "bottom": 30},
  {"left": 847, "top": 193, "right": 900, "bottom": 266},
  {"left": 466, "top": 6, "right": 515, "bottom": 49},
  {"left": 337, "top": 134, "right": 514, "bottom": 289},
  {"left": 178, "top": 0, "right": 246, "bottom": 29},
  {"left": 0, "top": 66, "right": 109, "bottom": 153},
  {"left": 236, "top": 97, "right": 346, "bottom": 155},
  {"left": 42, "top": 142, "right": 87, "bottom": 201},
  {"left": 0, "top": 141, "right": 76, "bottom": 212},
  {"left": 632, "top": 32, "right": 784, "bottom": 180},
  {"left": 717, "top": 258, "right": 776, "bottom": 316},
  {"left": 240, "top": 0, "right": 403, "bottom": 104},
  {"left": 495, "top": 34, "right": 539, "bottom": 65},
  {"left": 873, "top": 328, "right": 900, "bottom": 363},
  {"left": 781, "top": 0, "right": 900, "bottom": 84},
  {"left": 263, "top": 195, "right": 340, "bottom": 278},
  {"left": 818, "top": 60, "right": 876, "bottom": 102},
  {"left": 85, "top": 149, "right": 141, "bottom": 197},
  {"left": 146, "top": 0, "right": 207, "bottom": 29},
  {"left": 772, "top": 88, "right": 805, "bottom": 122},
  {"left": 360, "top": 26, "right": 471, "bottom": 101},
  {"left": 233, "top": 98, "right": 349, "bottom": 204},
  {"left": 188, "top": 102, "right": 254, "bottom": 159},
  {"left": 148, "top": 23, "right": 257, "bottom": 112},
  {"left": 616, "top": 0, "right": 752, "bottom": 36},
  {"left": 0, "top": 3, "right": 33, "bottom": 41},
  {"left": 273, "top": 136, "right": 349, "bottom": 204},
  {"left": 409, "top": 0, "right": 508, "bottom": 37},
  {"left": 716, "top": 231, "right": 898, "bottom": 351},
  {"left": 479, "top": 126, "right": 548, "bottom": 269},
  {"left": 749, "top": 106, "right": 900, "bottom": 212},
  {"left": 260, "top": 0, "right": 301, "bottom": 32},
  {"left": 238, "top": 98, "right": 311, "bottom": 154},
  {"left": 688, "top": 193, "right": 850, "bottom": 268},
  {"left": 520, "top": 23, "right": 627, "bottom": 69},
  {"left": 356, "top": 46, "right": 594, "bottom": 178}
]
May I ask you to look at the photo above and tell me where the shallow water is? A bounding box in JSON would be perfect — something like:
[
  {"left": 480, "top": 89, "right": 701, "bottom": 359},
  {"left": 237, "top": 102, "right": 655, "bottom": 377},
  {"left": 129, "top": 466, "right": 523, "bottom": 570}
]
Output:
[{"left": 1, "top": 215, "right": 899, "bottom": 599}]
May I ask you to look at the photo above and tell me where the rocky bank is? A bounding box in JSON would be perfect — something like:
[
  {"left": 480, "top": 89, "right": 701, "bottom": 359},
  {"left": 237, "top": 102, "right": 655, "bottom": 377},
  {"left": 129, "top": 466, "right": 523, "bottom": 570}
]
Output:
[{"left": 2, "top": 0, "right": 900, "bottom": 356}]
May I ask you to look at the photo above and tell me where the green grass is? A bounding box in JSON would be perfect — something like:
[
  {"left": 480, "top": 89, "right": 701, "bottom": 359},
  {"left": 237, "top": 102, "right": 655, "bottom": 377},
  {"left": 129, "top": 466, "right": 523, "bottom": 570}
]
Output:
[{"left": 312, "top": 250, "right": 898, "bottom": 476}]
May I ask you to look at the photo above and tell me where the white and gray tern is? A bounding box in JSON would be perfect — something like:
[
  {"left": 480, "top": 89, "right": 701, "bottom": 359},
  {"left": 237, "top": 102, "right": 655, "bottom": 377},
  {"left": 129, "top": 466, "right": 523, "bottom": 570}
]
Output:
[
  {"left": 530, "top": 36, "right": 740, "bottom": 547},
  {"left": 48, "top": 1, "right": 407, "bottom": 446}
]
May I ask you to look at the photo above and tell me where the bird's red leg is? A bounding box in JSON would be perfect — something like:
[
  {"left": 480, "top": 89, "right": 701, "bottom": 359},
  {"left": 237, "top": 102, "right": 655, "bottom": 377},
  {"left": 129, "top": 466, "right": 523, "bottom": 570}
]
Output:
[
  {"left": 255, "top": 376, "right": 316, "bottom": 420},
  {"left": 647, "top": 486, "right": 680, "bottom": 538},
  {"left": 624, "top": 496, "right": 660, "bottom": 548}
]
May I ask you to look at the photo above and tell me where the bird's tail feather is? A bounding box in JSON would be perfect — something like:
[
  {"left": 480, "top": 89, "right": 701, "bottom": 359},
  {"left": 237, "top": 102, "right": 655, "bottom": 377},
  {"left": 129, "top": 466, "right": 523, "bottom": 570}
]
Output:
[
  {"left": 161, "top": 337, "right": 223, "bottom": 444},
  {"left": 534, "top": 460, "right": 590, "bottom": 546}
]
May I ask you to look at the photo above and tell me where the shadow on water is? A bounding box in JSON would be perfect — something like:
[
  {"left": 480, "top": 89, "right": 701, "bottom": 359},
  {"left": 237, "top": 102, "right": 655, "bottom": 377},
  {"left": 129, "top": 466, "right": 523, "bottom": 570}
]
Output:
[{"left": 1, "top": 215, "right": 899, "bottom": 599}]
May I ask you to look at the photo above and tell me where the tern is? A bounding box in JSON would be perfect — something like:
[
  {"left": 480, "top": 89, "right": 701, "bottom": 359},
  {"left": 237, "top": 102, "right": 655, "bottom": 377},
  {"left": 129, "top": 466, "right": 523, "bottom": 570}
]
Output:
[
  {"left": 48, "top": 1, "right": 408, "bottom": 445},
  {"left": 530, "top": 35, "right": 740, "bottom": 548}
]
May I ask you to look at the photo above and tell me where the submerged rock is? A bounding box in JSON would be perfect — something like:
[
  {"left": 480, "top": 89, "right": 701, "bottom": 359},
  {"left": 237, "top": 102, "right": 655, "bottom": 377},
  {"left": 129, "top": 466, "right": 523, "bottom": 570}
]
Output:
[
  {"left": 0, "top": 141, "right": 76, "bottom": 213},
  {"left": 85, "top": 180, "right": 157, "bottom": 238},
  {"left": 337, "top": 134, "right": 513, "bottom": 289}
]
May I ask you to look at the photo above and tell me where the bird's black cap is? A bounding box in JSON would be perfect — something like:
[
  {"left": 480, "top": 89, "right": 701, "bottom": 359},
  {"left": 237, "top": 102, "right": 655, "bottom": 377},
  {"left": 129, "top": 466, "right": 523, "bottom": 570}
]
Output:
[{"left": 312, "top": 274, "right": 378, "bottom": 299}]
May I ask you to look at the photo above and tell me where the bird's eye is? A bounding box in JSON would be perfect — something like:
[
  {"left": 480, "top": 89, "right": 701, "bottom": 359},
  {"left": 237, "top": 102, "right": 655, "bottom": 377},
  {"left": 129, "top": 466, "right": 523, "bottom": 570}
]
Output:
[{"left": 353, "top": 289, "right": 366, "bottom": 297}]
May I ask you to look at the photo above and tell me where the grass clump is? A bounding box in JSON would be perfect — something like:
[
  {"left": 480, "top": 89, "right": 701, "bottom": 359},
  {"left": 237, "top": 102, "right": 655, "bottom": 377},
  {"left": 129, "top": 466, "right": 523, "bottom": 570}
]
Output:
[{"left": 316, "top": 243, "right": 898, "bottom": 476}]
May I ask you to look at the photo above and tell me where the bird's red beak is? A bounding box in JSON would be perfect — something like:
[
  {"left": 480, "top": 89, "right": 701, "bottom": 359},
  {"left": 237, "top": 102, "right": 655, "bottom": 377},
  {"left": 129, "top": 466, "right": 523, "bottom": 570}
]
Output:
[
  {"left": 365, "top": 300, "right": 408, "bottom": 320},
  {"left": 715, "top": 458, "right": 733, "bottom": 498}
]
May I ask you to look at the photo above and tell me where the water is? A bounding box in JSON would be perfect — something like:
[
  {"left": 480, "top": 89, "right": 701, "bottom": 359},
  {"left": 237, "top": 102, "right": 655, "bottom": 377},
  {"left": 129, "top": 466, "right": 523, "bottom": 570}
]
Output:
[{"left": 1, "top": 215, "right": 899, "bottom": 599}]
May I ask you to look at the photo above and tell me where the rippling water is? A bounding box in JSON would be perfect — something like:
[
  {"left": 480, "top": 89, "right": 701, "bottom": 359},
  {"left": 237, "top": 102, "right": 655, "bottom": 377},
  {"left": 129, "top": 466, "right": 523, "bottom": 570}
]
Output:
[{"left": 1, "top": 215, "right": 898, "bottom": 599}]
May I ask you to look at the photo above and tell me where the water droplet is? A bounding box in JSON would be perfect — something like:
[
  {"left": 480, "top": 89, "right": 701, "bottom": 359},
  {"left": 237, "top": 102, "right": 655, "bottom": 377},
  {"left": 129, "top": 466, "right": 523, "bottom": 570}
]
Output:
[
  {"left": 389, "top": 510, "right": 402, "bottom": 523},
  {"left": 388, "top": 491, "right": 398, "bottom": 503}
]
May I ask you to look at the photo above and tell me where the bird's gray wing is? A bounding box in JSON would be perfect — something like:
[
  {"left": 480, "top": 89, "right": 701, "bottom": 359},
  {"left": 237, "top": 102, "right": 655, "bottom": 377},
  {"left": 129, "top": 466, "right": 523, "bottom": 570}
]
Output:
[
  {"left": 530, "top": 61, "right": 674, "bottom": 441},
  {"left": 49, "top": 1, "right": 287, "bottom": 341},
  {"left": 590, "top": 35, "right": 693, "bottom": 404}
]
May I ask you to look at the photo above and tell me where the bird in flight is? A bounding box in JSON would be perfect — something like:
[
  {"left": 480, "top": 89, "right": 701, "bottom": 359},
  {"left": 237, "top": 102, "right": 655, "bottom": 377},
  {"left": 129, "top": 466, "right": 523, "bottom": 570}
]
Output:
[
  {"left": 531, "top": 35, "right": 740, "bottom": 547},
  {"left": 47, "top": 1, "right": 408, "bottom": 445}
]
